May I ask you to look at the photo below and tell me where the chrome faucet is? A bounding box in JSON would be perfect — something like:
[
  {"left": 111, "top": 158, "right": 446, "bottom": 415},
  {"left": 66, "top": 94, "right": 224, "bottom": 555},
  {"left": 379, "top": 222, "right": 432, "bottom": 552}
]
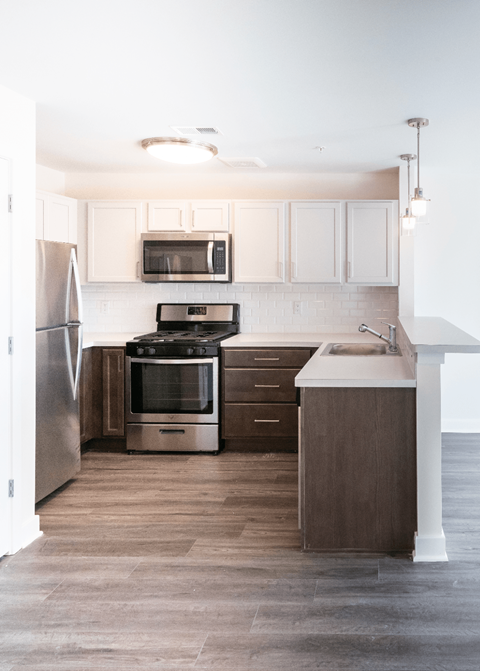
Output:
[{"left": 358, "top": 322, "right": 397, "bottom": 353}]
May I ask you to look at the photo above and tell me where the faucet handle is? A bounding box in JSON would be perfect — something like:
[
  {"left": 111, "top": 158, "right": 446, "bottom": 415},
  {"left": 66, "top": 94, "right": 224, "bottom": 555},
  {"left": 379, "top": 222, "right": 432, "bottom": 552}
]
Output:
[{"left": 381, "top": 321, "right": 396, "bottom": 329}]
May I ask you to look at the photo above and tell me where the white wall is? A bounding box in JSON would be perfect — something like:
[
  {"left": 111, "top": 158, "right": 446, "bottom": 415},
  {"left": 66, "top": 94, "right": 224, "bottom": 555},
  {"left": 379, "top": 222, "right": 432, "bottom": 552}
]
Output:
[
  {"left": 414, "top": 168, "right": 480, "bottom": 432},
  {"left": 0, "top": 83, "right": 40, "bottom": 553},
  {"left": 36, "top": 164, "right": 65, "bottom": 195}
]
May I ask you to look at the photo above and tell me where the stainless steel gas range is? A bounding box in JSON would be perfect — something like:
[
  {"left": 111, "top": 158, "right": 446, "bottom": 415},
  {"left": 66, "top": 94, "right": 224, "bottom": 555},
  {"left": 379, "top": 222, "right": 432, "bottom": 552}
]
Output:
[{"left": 125, "top": 303, "right": 240, "bottom": 453}]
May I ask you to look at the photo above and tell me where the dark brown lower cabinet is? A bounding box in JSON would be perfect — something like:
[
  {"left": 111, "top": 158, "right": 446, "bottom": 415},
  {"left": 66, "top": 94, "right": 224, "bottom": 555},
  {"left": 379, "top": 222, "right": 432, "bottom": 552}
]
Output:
[
  {"left": 300, "top": 386, "right": 417, "bottom": 553},
  {"left": 79, "top": 346, "right": 126, "bottom": 447}
]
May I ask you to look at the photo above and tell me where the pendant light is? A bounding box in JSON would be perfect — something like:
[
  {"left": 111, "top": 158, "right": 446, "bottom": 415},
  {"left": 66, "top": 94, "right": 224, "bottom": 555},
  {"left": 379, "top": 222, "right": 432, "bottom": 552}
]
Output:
[
  {"left": 408, "top": 118, "right": 430, "bottom": 216},
  {"left": 141, "top": 137, "right": 218, "bottom": 164},
  {"left": 400, "top": 153, "right": 417, "bottom": 235}
]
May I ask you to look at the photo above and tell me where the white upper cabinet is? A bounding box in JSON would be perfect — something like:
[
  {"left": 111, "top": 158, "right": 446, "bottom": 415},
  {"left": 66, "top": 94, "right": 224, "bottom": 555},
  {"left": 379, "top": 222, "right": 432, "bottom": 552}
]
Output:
[
  {"left": 190, "top": 201, "right": 229, "bottom": 231},
  {"left": 233, "top": 202, "right": 285, "bottom": 283},
  {"left": 346, "top": 201, "right": 398, "bottom": 285},
  {"left": 88, "top": 201, "right": 142, "bottom": 282},
  {"left": 147, "top": 201, "right": 187, "bottom": 231},
  {"left": 290, "top": 202, "right": 342, "bottom": 283},
  {"left": 147, "top": 200, "right": 229, "bottom": 232},
  {"left": 36, "top": 191, "right": 77, "bottom": 244}
]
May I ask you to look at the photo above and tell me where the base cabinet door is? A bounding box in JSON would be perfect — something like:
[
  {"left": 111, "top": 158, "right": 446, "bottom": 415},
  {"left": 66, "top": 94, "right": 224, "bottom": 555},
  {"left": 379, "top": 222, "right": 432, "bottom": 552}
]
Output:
[{"left": 102, "top": 348, "right": 125, "bottom": 437}]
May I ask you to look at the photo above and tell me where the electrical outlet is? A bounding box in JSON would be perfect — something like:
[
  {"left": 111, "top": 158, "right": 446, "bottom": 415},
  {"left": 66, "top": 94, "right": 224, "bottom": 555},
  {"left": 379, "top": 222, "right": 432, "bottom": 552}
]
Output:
[
  {"left": 101, "top": 301, "right": 110, "bottom": 315},
  {"left": 294, "top": 301, "right": 302, "bottom": 315}
]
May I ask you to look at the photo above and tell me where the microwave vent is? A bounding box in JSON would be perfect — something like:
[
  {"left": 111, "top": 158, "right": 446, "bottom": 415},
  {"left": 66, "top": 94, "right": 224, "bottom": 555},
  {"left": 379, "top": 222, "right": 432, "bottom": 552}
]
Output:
[
  {"left": 171, "top": 126, "right": 222, "bottom": 136},
  {"left": 219, "top": 157, "right": 267, "bottom": 168}
]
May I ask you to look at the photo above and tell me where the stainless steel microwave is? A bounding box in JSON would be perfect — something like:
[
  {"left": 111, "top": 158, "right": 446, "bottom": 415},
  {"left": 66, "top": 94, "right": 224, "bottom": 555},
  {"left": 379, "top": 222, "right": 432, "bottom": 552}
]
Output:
[{"left": 141, "top": 233, "right": 232, "bottom": 283}]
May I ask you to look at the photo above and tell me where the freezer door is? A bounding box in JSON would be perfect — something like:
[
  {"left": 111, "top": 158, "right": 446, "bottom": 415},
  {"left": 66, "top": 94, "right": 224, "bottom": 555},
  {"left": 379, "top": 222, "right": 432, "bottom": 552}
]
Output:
[
  {"left": 36, "top": 240, "right": 78, "bottom": 329},
  {"left": 36, "top": 326, "right": 80, "bottom": 503}
]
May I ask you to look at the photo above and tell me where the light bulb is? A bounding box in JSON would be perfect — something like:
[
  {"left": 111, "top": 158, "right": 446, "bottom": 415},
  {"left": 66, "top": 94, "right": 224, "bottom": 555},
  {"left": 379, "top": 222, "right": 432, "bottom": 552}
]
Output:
[
  {"left": 142, "top": 138, "right": 218, "bottom": 164},
  {"left": 411, "top": 187, "right": 428, "bottom": 217}
]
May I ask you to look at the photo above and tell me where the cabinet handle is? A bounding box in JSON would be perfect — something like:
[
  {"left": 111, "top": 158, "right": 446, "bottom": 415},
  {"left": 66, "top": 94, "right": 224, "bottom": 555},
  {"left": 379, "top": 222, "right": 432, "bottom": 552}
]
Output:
[
  {"left": 254, "top": 357, "right": 279, "bottom": 361},
  {"left": 180, "top": 211, "right": 183, "bottom": 228},
  {"left": 192, "top": 210, "right": 195, "bottom": 228},
  {"left": 254, "top": 419, "right": 280, "bottom": 423},
  {"left": 255, "top": 384, "right": 280, "bottom": 388},
  {"left": 137, "top": 261, "right": 140, "bottom": 278},
  {"left": 279, "top": 261, "right": 283, "bottom": 278},
  {"left": 291, "top": 261, "right": 296, "bottom": 278}
]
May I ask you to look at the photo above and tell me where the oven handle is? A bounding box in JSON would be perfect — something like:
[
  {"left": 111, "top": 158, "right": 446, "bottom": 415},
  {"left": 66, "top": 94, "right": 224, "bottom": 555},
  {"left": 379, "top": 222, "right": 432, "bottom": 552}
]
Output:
[{"left": 130, "top": 358, "right": 215, "bottom": 365}]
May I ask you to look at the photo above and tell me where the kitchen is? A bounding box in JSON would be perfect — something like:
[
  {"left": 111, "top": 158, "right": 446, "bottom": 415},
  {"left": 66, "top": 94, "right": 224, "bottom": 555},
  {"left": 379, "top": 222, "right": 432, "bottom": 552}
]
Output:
[{"left": 2, "top": 1, "right": 480, "bottom": 667}]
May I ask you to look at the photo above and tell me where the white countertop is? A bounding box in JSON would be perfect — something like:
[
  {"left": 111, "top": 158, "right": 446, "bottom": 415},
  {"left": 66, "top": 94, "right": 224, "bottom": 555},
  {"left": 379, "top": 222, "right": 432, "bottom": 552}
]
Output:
[
  {"left": 83, "top": 332, "right": 143, "bottom": 348},
  {"left": 294, "top": 333, "right": 416, "bottom": 388},
  {"left": 220, "top": 333, "right": 324, "bottom": 348},
  {"left": 399, "top": 316, "right": 480, "bottom": 354}
]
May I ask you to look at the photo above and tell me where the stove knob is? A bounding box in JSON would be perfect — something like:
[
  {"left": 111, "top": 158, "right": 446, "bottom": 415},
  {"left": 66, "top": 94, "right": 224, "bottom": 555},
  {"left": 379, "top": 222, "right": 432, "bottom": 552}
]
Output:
[
  {"left": 147, "top": 347, "right": 156, "bottom": 355},
  {"left": 197, "top": 347, "right": 206, "bottom": 355},
  {"left": 187, "top": 347, "right": 195, "bottom": 355},
  {"left": 136, "top": 347, "right": 144, "bottom": 355}
]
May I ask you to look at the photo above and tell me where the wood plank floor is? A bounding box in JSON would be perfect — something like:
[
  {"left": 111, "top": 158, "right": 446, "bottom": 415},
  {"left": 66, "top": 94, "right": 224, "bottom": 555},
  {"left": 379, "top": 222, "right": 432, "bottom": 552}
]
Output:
[{"left": 1, "top": 435, "right": 480, "bottom": 669}]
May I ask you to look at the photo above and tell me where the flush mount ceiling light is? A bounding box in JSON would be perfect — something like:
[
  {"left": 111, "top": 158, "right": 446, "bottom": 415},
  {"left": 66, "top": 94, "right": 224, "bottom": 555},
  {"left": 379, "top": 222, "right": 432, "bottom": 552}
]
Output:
[
  {"left": 141, "top": 137, "right": 218, "bottom": 164},
  {"left": 400, "top": 153, "right": 417, "bottom": 235},
  {"left": 408, "top": 118, "right": 430, "bottom": 217}
]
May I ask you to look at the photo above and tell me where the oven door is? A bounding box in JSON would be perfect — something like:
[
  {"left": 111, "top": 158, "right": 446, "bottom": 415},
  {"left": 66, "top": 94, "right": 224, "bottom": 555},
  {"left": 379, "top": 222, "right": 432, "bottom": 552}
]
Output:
[{"left": 126, "top": 357, "right": 218, "bottom": 424}]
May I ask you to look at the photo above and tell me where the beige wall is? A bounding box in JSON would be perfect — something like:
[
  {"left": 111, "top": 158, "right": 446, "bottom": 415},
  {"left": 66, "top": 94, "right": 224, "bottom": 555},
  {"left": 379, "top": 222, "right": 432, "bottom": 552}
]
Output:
[{"left": 65, "top": 168, "right": 399, "bottom": 201}]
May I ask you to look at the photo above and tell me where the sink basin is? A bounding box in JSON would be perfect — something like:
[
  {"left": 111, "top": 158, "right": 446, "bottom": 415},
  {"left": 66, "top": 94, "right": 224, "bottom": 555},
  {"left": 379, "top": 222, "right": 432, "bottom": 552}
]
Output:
[{"left": 322, "top": 343, "right": 401, "bottom": 356}]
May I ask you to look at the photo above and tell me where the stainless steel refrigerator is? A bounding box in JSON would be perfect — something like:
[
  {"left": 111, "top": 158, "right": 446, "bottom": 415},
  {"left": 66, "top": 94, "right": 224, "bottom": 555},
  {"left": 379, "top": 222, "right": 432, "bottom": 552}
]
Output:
[{"left": 35, "top": 240, "right": 83, "bottom": 503}]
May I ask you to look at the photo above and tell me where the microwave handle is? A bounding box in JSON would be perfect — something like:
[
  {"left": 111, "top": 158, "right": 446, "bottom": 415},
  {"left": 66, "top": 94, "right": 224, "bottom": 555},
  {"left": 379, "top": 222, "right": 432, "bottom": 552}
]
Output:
[{"left": 207, "top": 241, "right": 214, "bottom": 274}]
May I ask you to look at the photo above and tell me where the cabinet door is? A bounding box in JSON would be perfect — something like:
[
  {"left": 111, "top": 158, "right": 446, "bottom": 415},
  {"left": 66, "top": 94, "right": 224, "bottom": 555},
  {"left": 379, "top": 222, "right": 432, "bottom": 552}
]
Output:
[
  {"left": 233, "top": 202, "right": 285, "bottom": 283},
  {"left": 147, "top": 201, "right": 186, "bottom": 231},
  {"left": 88, "top": 202, "right": 142, "bottom": 282},
  {"left": 346, "top": 201, "right": 398, "bottom": 285},
  {"left": 102, "top": 348, "right": 125, "bottom": 437},
  {"left": 36, "top": 193, "right": 46, "bottom": 240},
  {"left": 291, "top": 202, "right": 342, "bottom": 283},
  {"left": 191, "top": 201, "right": 229, "bottom": 231},
  {"left": 79, "top": 347, "right": 93, "bottom": 444}
]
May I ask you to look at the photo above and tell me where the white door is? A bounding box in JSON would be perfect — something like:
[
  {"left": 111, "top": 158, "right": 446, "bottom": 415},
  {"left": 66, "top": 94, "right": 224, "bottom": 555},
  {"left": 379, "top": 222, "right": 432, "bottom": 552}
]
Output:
[
  {"left": 190, "top": 201, "right": 230, "bottom": 231},
  {"left": 346, "top": 201, "right": 398, "bottom": 285},
  {"left": 0, "top": 157, "right": 12, "bottom": 556},
  {"left": 147, "top": 201, "right": 187, "bottom": 231},
  {"left": 233, "top": 202, "right": 285, "bottom": 283},
  {"left": 291, "top": 202, "right": 342, "bottom": 283},
  {"left": 88, "top": 202, "right": 142, "bottom": 282}
]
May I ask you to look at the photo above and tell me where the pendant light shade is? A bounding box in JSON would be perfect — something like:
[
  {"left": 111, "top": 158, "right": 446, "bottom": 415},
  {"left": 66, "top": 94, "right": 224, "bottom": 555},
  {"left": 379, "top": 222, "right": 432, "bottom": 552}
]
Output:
[
  {"left": 141, "top": 137, "right": 218, "bottom": 164},
  {"left": 408, "top": 118, "right": 430, "bottom": 218},
  {"left": 400, "top": 153, "right": 417, "bottom": 236}
]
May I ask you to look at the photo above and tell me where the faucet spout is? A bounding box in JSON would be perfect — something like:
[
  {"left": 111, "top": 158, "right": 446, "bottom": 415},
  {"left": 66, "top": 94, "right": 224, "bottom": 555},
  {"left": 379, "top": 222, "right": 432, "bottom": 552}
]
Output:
[{"left": 358, "top": 322, "right": 397, "bottom": 353}]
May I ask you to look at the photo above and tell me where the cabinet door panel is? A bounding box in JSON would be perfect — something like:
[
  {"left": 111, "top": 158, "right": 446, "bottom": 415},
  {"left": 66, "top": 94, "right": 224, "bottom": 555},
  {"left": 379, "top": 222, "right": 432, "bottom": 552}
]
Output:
[
  {"left": 224, "top": 369, "right": 299, "bottom": 402},
  {"left": 36, "top": 195, "right": 46, "bottom": 240},
  {"left": 147, "top": 201, "right": 186, "bottom": 231},
  {"left": 224, "top": 349, "right": 311, "bottom": 368},
  {"left": 291, "top": 202, "right": 342, "bottom": 283},
  {"left": 88, "top": 202, "right": 141, "bottom": 282},
  {"left": 347, "top": 202, "right": 398, "bottom": 285},
  {"left": 191, "top": 201, "right": 229, "bottom": 231},
  {"left": 47, "top": 199, "right": 70, "bottom": 243},
  {"left": 102, "top": 348, "right": 125, "bottom": 437},
  {"left": 233, "top": 202, "right": 285, "bottom": 282}
]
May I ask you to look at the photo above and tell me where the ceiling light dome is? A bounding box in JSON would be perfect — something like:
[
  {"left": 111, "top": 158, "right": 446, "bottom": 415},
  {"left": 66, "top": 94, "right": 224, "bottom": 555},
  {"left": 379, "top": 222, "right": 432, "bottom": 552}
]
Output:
[{"left": 141, "top": 137, "right": 218, "bottom": 164}]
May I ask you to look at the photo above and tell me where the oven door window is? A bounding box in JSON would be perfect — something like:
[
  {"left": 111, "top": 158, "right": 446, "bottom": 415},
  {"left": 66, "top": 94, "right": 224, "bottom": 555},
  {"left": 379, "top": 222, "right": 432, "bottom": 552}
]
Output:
[
  {"left": 130, "top": 360, "right": 214, "bottom": 414},
  {"left": 144, "top": 240, "right": 209, "bottom": 276}
]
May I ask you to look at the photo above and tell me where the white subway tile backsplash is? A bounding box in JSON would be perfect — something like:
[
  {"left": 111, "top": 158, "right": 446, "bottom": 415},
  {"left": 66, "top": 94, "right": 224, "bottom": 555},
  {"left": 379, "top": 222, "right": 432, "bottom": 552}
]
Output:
[{"left": 81, "top": 282, "right": 398, "bottom": 335}]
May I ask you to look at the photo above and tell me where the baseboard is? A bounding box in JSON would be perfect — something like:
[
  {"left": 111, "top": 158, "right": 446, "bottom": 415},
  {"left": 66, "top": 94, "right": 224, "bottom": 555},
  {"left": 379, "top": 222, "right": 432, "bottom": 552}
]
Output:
[{"left": 442, "top": 419, "right": 480, "bottom": 433}]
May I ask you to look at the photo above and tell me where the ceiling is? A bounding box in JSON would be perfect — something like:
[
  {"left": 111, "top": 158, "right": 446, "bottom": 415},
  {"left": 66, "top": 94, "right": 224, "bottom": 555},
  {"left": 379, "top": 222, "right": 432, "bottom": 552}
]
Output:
[{"left": 1, "top": 0, "right": 479, "bottom": 174}]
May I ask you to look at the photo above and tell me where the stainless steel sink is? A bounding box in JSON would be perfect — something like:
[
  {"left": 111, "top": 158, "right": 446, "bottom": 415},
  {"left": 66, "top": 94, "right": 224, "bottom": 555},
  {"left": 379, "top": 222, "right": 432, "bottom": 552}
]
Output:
[{"left": 322, "top": 343, "right": 401, "bottom": 356}]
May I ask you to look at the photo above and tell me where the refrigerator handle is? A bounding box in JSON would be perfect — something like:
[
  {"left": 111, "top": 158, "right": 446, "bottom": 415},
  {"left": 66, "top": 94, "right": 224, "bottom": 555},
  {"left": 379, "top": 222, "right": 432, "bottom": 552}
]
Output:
[{"left": 65, "top": 248, "right": 84, "bottom": 400}]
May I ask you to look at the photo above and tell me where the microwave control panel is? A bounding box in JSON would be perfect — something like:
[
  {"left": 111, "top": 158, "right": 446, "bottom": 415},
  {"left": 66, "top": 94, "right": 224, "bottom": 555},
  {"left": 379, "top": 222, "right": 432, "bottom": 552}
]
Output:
[{"left": 214, "top": 241, "right": 226, "bottom": 274}]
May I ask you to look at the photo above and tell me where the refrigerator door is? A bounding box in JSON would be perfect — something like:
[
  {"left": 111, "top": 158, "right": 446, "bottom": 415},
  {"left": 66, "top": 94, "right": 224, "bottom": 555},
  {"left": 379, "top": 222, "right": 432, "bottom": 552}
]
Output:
[
  {"left": 35, "top": 326, "right": 81, "bottom": 503},
  {"left": 36, "top": 240, "right": 78, "bottom": 329}
]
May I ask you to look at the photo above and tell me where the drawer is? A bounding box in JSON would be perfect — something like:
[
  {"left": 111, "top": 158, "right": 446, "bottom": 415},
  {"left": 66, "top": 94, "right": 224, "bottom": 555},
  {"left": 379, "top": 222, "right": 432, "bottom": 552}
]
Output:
[
  {"left": 224, "top": 404, "right": 298, "bottom": 437},
  {"left": 223, "top": 349, "right": 311, "bottom": 368},
  {"left": 224, "top": 368, "right": 299, "bottom": 402}
]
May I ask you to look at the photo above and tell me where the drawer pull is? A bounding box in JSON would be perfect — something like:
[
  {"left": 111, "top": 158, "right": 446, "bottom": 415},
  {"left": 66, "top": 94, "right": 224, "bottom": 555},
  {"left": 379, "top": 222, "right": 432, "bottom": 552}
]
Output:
[
  {"left": 254, "top": 357, "right": 280, "bottom": 361},
  {"left": 254, "top": 419, "right": 280, "bottom": 423},
  {"left": 255, "top": 384, "right": 280, "bottom": 388}
]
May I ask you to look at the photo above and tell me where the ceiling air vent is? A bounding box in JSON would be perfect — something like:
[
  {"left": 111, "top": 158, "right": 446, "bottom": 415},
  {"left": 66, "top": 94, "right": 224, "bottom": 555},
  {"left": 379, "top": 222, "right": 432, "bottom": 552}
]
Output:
[
  {"left": 171, "top": 126, "right": 222, "bottom": 136},
  {"left": 219, "top": 157, "right": 267, "bottom": 168}
]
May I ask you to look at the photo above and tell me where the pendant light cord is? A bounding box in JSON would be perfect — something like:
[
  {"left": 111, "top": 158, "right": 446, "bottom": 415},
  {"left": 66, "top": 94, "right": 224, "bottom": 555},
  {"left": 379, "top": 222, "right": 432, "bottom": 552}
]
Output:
[{"left": 417, "top": 124, "right": 421, "bottom": 190}]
